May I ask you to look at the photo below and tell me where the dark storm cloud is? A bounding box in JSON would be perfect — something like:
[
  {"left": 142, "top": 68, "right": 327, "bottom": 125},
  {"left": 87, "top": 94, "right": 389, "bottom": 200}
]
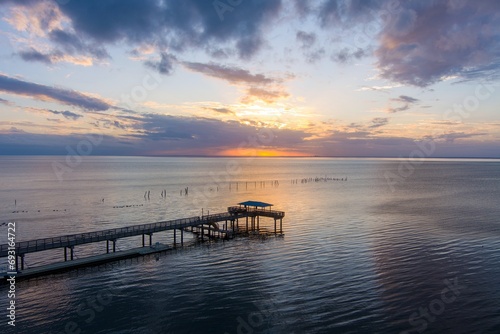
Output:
[{"left": 0, "top": 74, "right": 111, "bottom": 111}]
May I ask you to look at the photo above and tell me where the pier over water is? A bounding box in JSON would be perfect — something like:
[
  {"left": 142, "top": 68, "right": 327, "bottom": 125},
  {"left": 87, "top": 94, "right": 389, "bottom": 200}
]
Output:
[{"left": 1, "top": 202, "right": 284, "bottom": 280}]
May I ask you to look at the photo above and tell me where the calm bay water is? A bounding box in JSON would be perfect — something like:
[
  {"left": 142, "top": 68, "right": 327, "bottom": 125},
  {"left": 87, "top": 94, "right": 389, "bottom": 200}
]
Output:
[{"left": 1, "top": 156, "right": 500, "bottom": 334}]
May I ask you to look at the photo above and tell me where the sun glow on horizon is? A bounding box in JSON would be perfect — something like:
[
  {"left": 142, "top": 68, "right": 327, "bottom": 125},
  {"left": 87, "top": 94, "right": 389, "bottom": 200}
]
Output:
[{"left": 219, "top": 148, "right": 310, "bottom": 157}]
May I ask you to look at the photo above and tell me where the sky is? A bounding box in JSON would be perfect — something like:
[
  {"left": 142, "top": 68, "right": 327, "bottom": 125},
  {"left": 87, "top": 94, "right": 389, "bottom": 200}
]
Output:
[{"left": 0, "top": 0, "right": 499, "bottom": 157}]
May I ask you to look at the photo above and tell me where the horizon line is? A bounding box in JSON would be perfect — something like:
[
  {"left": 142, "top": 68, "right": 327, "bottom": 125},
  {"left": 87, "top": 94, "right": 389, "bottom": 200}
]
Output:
[{"left": 1, "top": 154, "right": 500, "bottom": 159}]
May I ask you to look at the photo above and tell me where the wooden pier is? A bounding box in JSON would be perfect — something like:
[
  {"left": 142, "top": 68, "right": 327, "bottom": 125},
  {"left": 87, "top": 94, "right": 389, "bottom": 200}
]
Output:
[{"left": 1, "top": 202, "right": 284, "bottom": 280}]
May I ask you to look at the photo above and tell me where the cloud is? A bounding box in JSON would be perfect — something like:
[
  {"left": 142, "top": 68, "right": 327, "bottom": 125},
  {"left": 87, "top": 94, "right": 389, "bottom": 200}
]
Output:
[
  {"left": 46, "top": 109, "right": 83, "bottom": 120},
  {"left": 48, "top": 29, "right": 109, "bottom": 59},
  {"left": 144, "top": 52, "right": 177, "bottom": 75},
  {"left": 295, "top": 31, "right": 325, "bottom": 63},
  {"left": 1, "top": 114, "right": 498, "bottom": 157},
  {"left": 243, "top": 87, "right": 290, "bottom": 104},
  {"left": 290, "top": 0, "right": 500, "bottom": 86},
  {"left": 0, "top": 74, "right": 111, "bottom": 111},
  {"left": 296, "top": 31, "right": 316, "bottom": 49},
  {"left": 0, "top": 129, "right": 134, "bottom": 156},
  {"left": 112, "top": 113, "right": 308, "bottom": 155},
  {"left": 0, "top": 97, "right": 12, "bottom": 105},
  {"left": 375, "top": 0, "right": 500, "bottom": 86},
  {"left": 203, "top": 107, "right": 235, "bottom": 115},
  {"left": 3, "top": 0, "right": 65, "bottom": 36},
  {"left": 332, "top": 47, "right": 367, "bottom": 63},
  {"left": 387, "top": 95, "right": 419, "bottom": 113},
  {"left": 317, "top": 0, "right": 382, "bottom": 27},
  {"left": 49, "top": 0, "right": 281, "bottom": 59},
  {"left": 17, "top": 48, "right": 96, "bottom": 66},
  {"left": 357, "top": 84, "right": 402, "bottom": 92},
  {"left": 387, "top": 104, "right": 409, "bottom": 114},
  {"left": 182, "top": 61, "right": 291, "bottom": 103},
  {"left": 5, "top": 0, "right": 500, "bottom": 87},
  {"left": 18, "top": 48, "right": 54, "bottom": 64},
  {"left": 436, "top": 132, "right": 487, "bottom": 143},
  {"left": 182, "top": 62, "right": 276, "bottom": 85},
  {"left": 369, "top": 117, "right": 389, "bottom": 128},
  {"left": 392, "top": 95, "right": 419, "bottom": 104}
]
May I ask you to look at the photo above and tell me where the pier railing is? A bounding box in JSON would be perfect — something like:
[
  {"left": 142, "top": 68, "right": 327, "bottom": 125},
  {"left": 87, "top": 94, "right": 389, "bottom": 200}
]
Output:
[
  {"left": 227, "top": 206, "right": 285, "bottom": 218},
  {"left": 0, "top": 216, "right": 204, "bottom": 256}
]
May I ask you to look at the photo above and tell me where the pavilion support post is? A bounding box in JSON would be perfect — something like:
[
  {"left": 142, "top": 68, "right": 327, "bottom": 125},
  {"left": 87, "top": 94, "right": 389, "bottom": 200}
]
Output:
[
  {"left": 201, "top": 225, "right": 204, "bottom": 241},
  {"left": 280, "top": 219, "right": 283, "bottom": 234},
  {"left": 174, "top": 229, "right": 177, "bottom": 248},
  {"left": 257, "top": 216, "right": 260, "bottom": 231},
  {"left": 142, "top": 234, "right": 145, "bottom": 247},
  {"left": 274, "top": 219, "right": 277, "bottom": 235},
  {"left": 64, "top": 247, "right": 68, "bottom": 261},
  {"left": 113, "top": 240, "right": 116, "bottom": 253},
  {"left": 181, "top": 229, "right": 184, "bottom": 246},
  {"left": 246, "top": 216, "right": 248, "bottom": 232},
  {"left": 149, "top": 234, "right": 152, "bottom": 246},
  {"left": 70, "top": 246, "right": 74, "bottom": 260},
  {"left": 106, "top": 240, "right": 109, "bottom": 253}
]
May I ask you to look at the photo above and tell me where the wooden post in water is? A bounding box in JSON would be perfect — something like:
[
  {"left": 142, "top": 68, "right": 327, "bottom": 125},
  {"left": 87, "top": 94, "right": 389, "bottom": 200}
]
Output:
[
  {"left": 64, "top": 247, "right": 68, "bottom": 261},
  {"left": 174, "top": 229, "right": 177, "bottom": 248},
  {"left": 280, "top": 218, "right": 283, "bottom": 234},
  {"left": 181, "top": 229, "right": 184, "bottom": 246}
]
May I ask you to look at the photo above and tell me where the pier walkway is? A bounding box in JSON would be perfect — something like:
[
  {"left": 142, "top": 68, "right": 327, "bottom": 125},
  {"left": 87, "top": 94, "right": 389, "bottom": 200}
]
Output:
[{"left": 1, "top": 203, "right": 284, "bottom": 278}]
